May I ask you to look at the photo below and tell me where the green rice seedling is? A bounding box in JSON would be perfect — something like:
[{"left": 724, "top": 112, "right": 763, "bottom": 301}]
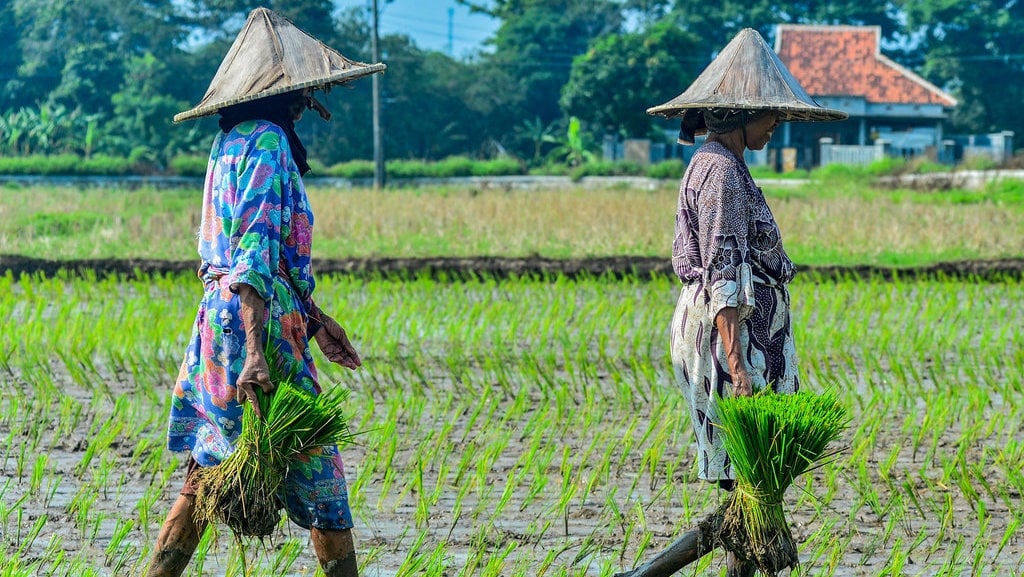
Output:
[
  {"left": 266, "top": 538, "right": 304, "bottom": 574},
  {"left": 104, "top": 518, "right": 134, "bottom": 565},
  {"left": 996, "top": 517, "right": 1020, "bottom": 558},
  {"left": 14, "top": 513, "right": 47, "bottom": 559},
  {"left": 28, "top": 453, "right": 46, "bottom": 496},
  {"left": 715, "top": 388, "right": 850, "bottom": 575},
  {"left": 194, "top": 380, "right": 354, "bottom": 537}
]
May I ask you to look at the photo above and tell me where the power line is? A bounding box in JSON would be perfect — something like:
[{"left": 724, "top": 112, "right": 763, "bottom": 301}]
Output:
[{"left": 383, "top": 10, "right": 498, "bottom": 34}]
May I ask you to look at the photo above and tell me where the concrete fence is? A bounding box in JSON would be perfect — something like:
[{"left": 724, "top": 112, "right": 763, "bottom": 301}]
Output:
[{"left": 819, "top": 138, "right": 886, "bottom": 166}]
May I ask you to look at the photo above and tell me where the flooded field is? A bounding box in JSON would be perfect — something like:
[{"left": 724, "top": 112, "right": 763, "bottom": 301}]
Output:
[{"left": 1, "top": 271, "right": 1022, "bottom": 576}]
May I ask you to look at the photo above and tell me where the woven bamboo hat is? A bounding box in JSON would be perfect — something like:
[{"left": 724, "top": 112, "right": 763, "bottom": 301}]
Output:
[
  {"left": 174, "top": 7, "right": 385, "bottom": 123},
  {"left": 647, "top": 28, "right": 846, "bottom": 142}
]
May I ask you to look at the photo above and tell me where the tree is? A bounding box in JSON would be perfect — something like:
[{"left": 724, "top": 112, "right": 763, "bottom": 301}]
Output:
[
  {"left": 5, "top": 0, "right": 189, "bottom": 115},
  {"left": 289, "top": 8, "right": 490, "bottom": 164},
  {"left": 459, "top": 0, "right": 623, "bottom": 156},
  {"left": 561, "top": 19, "right": 702, "bottom": 137},
  {"left": 0, "top": 2, "right": 23, "bottom": 112},
  {"left": 376, "top": 35, "right": 484, "bottom": 159},
  {"left": 180, "top": 0, "right": 341, "bottom": 46},
  {"left": 899, "top": 0, "right": 1024, "bottom": 138},
  {"left": 288, "top": 6, "right": 376, "bottom": 164},
  {"left": 108, "top": 53, "right": 205, "bottom": 164},
  {"left": 666, "top": 0, "right": 898, "bottom": 54}
]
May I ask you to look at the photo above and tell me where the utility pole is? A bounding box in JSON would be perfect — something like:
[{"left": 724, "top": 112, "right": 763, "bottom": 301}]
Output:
[
  {"left": 371, "top": 0, "right": 385, "bottom": 189},
  {"left": 447, "top": 7, "right": 454, "bottom": 57}
]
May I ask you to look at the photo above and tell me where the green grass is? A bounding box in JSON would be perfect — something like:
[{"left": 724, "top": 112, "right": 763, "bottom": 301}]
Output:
[{"left": 1, "top": 178, "right": 1023, "bottom": 266}]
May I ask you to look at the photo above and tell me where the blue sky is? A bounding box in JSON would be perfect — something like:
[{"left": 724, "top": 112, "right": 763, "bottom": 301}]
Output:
[{"left": 334, "top": 0, "right": 500, "bottom": 58}]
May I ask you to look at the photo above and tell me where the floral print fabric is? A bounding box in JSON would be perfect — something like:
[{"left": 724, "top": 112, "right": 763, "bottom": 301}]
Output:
[
  {"left": 669, "top": 141, "right": 799, "bottom": 481},
  {"left": 167, "top": 120, "right": 353, "bottom": 530}
]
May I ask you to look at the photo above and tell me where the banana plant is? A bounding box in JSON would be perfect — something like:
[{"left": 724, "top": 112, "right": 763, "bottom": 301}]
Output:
[{"left": 546, "top": 116, "right": 596, "bottom": 167}]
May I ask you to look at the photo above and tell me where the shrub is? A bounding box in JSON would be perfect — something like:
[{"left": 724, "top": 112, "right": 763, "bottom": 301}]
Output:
[
  {"left": 470, "top": 157, "right": 524, "bottom": 177},
  {"left": 170, "top": 155, "right": 209, "bottom": 177},
  {"left": 984, "top": 177, "right": 1024, "bottom": 203},
  {"left": 911, "top": 160, "right": 949, "bottom": 174},
  {"left": 569, "top": 160, "right": 644, "bottom": 181},
  {"left": 1004, "top": 150, "right": 1024, "bottom": 169},
  {"left": 811, "top": 162, "right": 874, "bottom": 183},
  {"left": 386, "top": 159, "right": 432, "bottom": 179},
  {"left": 429, "top": 156, "right": 475, "bottom": 178},
  {"left": 865, "top": 156, "right": 908, "bottom": 176},
  {"left": 960, "top": 155, "right": 999, "bottom": 171},
  {"left": 325, "top": 160, "right": 375, "bottom": 179},
  {"left": 647, "top": 159, "right": 685, "bottom": 180},
  {"left": 80, "top": 154, "right": 133, "bottom": 176},
  {"left": 0, "top": 154, "right": 81, "bottom": 175},
  {"left": 307, "top": 158, "right": 328, "bottom": 175},
  {"left": 528, "top": 162, "right": 571, "bottom": 176}
]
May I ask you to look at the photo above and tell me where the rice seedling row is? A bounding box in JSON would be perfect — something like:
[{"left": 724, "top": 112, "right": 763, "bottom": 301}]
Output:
[{"left": 0, "top": 270, "right": 1021, "bottom": 575}]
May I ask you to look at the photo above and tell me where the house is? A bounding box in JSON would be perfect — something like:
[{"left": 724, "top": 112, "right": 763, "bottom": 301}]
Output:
[{"left": 773, "top": 24, "right": 958, "bottom": 169}]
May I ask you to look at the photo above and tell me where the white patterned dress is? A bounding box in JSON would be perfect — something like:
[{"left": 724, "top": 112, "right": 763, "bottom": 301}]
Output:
[{"left": 669, "top": 140, "right": 800, "bottom": 482}]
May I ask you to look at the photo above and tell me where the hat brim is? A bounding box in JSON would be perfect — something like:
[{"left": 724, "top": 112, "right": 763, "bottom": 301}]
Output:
[
  {"left": 649, "top": 101, "right": 847, "bottom": 123},
  {"left": 173, "top": 64, "right": 386, "bottom": 123}
]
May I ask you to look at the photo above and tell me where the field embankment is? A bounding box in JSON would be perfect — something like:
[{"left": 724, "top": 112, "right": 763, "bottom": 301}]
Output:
[{"left": 4, "top": 254, "right": 1024, "bottom": 281}]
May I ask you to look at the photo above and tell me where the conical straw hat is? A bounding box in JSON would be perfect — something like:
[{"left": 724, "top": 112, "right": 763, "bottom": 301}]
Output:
[
  {"left": 647, "top": 28, "right": 846, "bottom": 122},
  {"left": 174, "top": 7, "right": 385, "bottom": 123}
]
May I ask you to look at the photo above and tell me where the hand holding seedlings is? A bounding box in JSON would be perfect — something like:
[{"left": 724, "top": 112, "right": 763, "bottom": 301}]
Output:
[{"left": 236, "top": 350, "right": 274, "bottom": 419}]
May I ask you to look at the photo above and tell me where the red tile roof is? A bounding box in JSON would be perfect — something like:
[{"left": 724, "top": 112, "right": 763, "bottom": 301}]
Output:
[{"left": 775, "top": 25, "right": 957, "bottom": 107}]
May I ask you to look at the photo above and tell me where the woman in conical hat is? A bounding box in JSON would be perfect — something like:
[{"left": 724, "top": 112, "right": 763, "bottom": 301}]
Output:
[
  {"left": 646, "top": 28, "right": 845, "bottom": 577},
  {"left": 145, "top": 8, "right": 383, "bottom": 577}
]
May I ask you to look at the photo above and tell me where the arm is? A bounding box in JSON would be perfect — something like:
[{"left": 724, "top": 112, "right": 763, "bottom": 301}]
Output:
[
  {"left": 235, "top": 284, "right": 275, "bottom": 418},
  {"left": 700, "top": 163, "right": 755, "bottom": 397},
  {"left": 224, "top": 127, "right": 288, "bottom": 418},
  {"left": 715, "top": 306, "right": 752, "bottom": 397}
]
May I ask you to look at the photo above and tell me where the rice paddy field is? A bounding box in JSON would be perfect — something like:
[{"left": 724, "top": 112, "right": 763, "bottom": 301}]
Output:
[{"left": 1, "top": 179, "right": 1023, "bottom": 576}]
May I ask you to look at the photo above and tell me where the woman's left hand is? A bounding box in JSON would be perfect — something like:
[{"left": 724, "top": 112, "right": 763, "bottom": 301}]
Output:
[{"left": 314, "top": 313, "right": 361, "bottom": 370}]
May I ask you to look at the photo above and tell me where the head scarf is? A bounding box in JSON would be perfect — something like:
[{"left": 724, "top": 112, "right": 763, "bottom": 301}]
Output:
[{"left": 218, "top": 91, "right": 311, "bottom": 176}]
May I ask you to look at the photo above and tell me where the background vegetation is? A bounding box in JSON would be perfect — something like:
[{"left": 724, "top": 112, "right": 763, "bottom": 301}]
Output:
[{"left": 1, "top": 0, "right": 1021, "bottom": 171}]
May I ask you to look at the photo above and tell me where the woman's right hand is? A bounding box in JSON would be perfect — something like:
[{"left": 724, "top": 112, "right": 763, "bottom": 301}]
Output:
[
  {"left": 237, "top": 348, "right": 275, "bottom": 419},
  {"left": 731, "top": 365, "right": 754, "bottom": 397}
]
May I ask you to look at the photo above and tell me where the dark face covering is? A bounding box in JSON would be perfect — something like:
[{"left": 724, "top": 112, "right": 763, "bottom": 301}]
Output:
[
  {"left": 703, "top": 108, "right": 773, "bottom": 135},
  {"left": 218, "top": 91, "right": 311, "bottom": 176}
]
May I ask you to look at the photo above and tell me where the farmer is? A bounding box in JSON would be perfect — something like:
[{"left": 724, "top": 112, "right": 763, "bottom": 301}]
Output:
[
  {"left": 645, "top": 28, "right": 847, "bottom": 577},
  {"left": 144, "top": 8, "right": 383, "bottom": 577}
]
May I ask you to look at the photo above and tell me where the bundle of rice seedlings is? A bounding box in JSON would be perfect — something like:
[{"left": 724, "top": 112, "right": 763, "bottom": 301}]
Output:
[
  {"left": 716, "top": 389, "right": 849, "bottom": 576},
  {"left": 194, "top": 380, "right": 354, "bottom": 537}
]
